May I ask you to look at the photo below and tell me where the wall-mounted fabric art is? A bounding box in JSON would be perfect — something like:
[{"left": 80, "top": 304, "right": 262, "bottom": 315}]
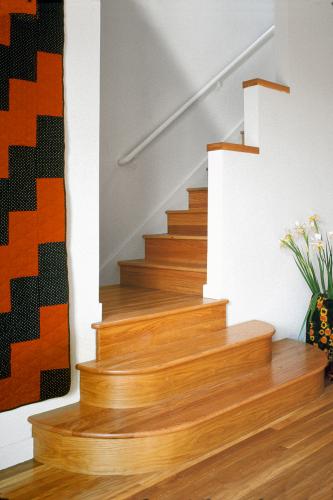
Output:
[{"left": 0, "top": 0, "right": 70, "bottom": 412}]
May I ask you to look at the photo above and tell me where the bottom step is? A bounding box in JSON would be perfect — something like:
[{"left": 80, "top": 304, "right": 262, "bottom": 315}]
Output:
[{"left": 29, "top": 340, "right": 326, "bottom": 475}]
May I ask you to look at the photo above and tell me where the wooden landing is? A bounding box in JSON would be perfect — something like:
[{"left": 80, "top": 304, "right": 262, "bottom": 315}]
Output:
[
  {"left": 99, "top": 284, "right": 218, "bottom": 323},
  {"left": 2, "top": 384, "right": 333, "bottom": 499}
]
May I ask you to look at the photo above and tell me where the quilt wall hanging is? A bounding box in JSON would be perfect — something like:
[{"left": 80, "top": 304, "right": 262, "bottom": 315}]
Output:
[{"left": 0, "top": 0, "right": 70, "bottom": 412}]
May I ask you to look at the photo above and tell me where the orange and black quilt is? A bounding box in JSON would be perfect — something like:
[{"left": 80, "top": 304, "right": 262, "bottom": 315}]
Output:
[{"left": 0, "top": 0, "right": 70, "bottom": 412}]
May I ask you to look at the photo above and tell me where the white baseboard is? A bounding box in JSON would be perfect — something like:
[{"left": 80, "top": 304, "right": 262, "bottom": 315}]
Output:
[{"left": 0, "top": 438, "right": 33, "bottom": 470}]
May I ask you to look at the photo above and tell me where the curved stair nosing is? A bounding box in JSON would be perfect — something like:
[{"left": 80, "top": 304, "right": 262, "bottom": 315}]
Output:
[
  {"left": 79, "top": 325, "right": 275, "bottom": 375},
  {"left": 77, "top": 329, "right": 274, "bottom": 408},
  {"left": 30, "top": 361, "right": 325, "bottom": 475}
]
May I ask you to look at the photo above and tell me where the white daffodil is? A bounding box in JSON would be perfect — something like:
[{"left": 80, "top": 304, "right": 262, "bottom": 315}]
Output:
[
  {"left": 283, "top": 232, "right": 293, "bottom": 242},
  {"left": 308, "top": 214, "right": 320, "bottom": 230},
  {"left": 294, "top": 221, "right": 305, "bottom": 235},
  {"left": 310, "top": 237, "right": 324, "bottom": 250},
  {"left": 309, "top": 214, "right": 320, "bottom": 223}
]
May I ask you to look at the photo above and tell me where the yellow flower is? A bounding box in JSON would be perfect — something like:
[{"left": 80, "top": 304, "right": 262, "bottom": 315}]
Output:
[
  {"left": 309, "top": 214, "right": 320, "bottom": 223},
  {"left": 280, "top": 232, "right": 294, "bottom": 247}
]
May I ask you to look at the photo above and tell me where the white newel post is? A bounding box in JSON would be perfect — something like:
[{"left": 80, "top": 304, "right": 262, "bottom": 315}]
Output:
[
  {"left": 203, "top": 150, "right": 225, "bottom": 300},
  {"left": 204, "top": 86, "right": 261, "bottom": 301}
]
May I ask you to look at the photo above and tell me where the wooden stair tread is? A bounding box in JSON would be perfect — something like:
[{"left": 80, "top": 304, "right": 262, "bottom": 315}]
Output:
[
  {"left": 78, "top": 320, "right": 275, "bottom": 374},
  {"left": 96, "top": 285, "right": 226, "bottom": 328},
  {"left": 118, "top": 259, "right": 206, "bottom": 273},
  {"left": 187, "top": 187, "right": 207, "bottom": 192},
  {"left": 29, "top": 340, "right": 327, "bottom": 438},
  {"left": 143, "top": 233, "right": 207, "bottom": 240},
  {"left": 166, "top": 209, "right": 207, "bottom": 214}
]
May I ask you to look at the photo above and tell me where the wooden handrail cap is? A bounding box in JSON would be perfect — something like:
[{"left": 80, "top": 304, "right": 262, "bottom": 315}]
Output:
[
  {"left": 243, "top": 78, "right": 290, "bottom": 94},
  {"left": 207, "top": 142, "right": 259, "bottom": 154}
]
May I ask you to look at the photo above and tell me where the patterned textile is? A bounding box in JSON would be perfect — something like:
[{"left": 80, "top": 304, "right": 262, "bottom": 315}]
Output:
[
  {"left": 307, "top": 295, "right": 333, "bottom": 360},
  {"left": 0, "top": 0, "right": 70, "bottom": 412}
]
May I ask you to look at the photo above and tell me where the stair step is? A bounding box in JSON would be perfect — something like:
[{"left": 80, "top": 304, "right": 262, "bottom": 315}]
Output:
[
  {"left": 99, "top": 285, "right": 221, "bottom": 324},
  {"left": 119, "top": 259, "right": 206, "bottom": 295},
  {"left": 166, "top": 209, "right": 207, "bottom": 236},
  {"left": 78, "top": 320, "right": 274, "bottom": 408},
  {"left": 143, "top": 233, "right": 207, "bottom": 266},
  {"left": 94, "top": 293, "right": 228, "bottom": 359},
  {"left": 29, "top": 340, "right": 327, "bottom": 475},
  {"left": 187, "top": 187, "right": 208, "bottom": 210}
]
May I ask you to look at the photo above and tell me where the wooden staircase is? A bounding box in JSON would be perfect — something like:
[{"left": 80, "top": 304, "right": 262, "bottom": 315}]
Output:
[
  {"left": 28, "top": 183, "right": 328, "bottom": 477},
  {"left": 118, "top": 187, "right": 207, "bottom": 294}
]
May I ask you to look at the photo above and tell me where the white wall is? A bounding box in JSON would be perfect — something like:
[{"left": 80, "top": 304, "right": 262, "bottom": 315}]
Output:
[
  {"left": 205, "top": 0, "right": 333, "bottom": 340},
  {"left": 100, "top": 0, "right": 275, "bottom": 285},
  {"left": 0, "top": 0, "right": 101, "bottom": 470}
]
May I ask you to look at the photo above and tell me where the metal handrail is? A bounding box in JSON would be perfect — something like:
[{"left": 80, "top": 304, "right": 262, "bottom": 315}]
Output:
[{"left": 118, "top": 25, "right": 275, "bottom": 166}]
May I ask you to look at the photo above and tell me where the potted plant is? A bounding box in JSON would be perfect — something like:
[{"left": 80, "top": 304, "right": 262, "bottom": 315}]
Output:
[{"left": 280, "top": 215, "right": 333, "bottom": 377}]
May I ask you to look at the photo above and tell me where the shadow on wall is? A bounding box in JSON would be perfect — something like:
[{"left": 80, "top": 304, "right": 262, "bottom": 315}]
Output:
[{"left": 99, "top": 0, "right": 275, "bottom": 285}]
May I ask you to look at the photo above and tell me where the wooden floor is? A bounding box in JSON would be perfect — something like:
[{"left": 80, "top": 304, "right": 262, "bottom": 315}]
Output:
[{"left": 1, "top": 383, "right": 333, "bottom": 499}]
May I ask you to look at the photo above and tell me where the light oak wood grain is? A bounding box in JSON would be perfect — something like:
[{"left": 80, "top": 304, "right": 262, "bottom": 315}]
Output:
[
  {"left": 243, "top": 77, "right": 290, "bottom": 93},
  {"left": 3, "top": 385, "right": 333, "bottom": 499},
  {"left": 133, "top": 388, "right": 333, "bottom": 500},
  {"left": 187, "top": 187, "right": 208, "bottom": 210},
  {"left": 206, "top": 141, "right": 260, "bottom": 153},
  {"left": 119, "top": 259, "right": 206, "bottom": 295},
  {"left": 78, "top": 321, "right": 274, "bottom": 408},
  {"left": 144, "top": 233, "right": 207, "bottom": 266},
  {"left": 29, "top": 340, "right": 326, "bottom": 475},
  {"left": 117, "top": 186, "right": 208, "bottom": 295},
  {"left": 98, "top": 285, "right": 222, "bottom": 324},
  {"left": 166, "top": 209, "right": 207, "bottom": 236},
  {"left": 95, "top": 295, "right": 227, "bottom": 359}
]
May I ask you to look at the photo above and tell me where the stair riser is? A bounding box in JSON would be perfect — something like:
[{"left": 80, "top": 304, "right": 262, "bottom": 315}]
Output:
[
  {"left": 188, "top": 190, "right": 208, "bottom": 210},
  {"left": 79, "top": 337, "right": 273, "bottom": 408},
  {"left": 145, "top": 238, "right": 207, "bottom": 266},
  {"left": 32, "top": 370, "right": 324, "bottom": 475},
  {"left": 167, "top": 212, "right": 207, "bottom": 236},
  {"left": 120, "top": 264, "right": 206, "bottom": 296},
  {"left": 96, "top": 303, "right": 227, "bottom": 359}
]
